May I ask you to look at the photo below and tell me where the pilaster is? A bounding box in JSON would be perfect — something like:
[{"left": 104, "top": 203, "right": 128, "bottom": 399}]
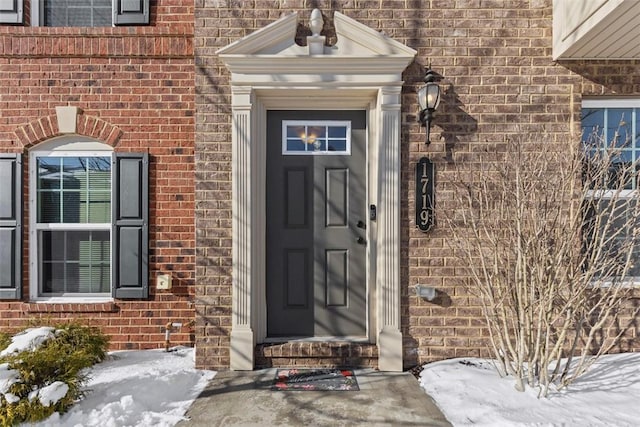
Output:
[
  {"left": 230, "top": 86, "right": 255, "bottom": 370},
  {"left": 376, "top": 86, "right": 403, "bottom": 372}
]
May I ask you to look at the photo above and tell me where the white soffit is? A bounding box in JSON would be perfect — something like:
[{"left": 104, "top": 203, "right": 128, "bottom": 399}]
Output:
[
  {"left": 553, "top": 0, "right": 640, "bottom": 60},
  {"left": 217, "top": 11, "right": 417, "bottom": 83}
]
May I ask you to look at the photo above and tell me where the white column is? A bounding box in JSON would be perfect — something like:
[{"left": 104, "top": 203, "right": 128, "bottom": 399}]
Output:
[
  {"left": 376, "top": 87, "right": 403, "bottom": 372},
  {"left": 230, "top": 86, "right": 255, "bottom": 370}
]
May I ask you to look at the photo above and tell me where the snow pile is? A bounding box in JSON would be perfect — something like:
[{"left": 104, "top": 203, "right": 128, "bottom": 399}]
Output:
[
  {"left": 420, "top": 353, "right": 640, "bottom": 427},
  {"left": 0, "top": 363, "right": 20, "bottom": 403},
  {"left": 1, "top": 327, "right": 66, "bottom": 407},
  {"left": 32, "top": 346, "right": 215, "bottom": 427},
  {"left": 30, "top": 381, "right": 70, "bottom": 407},
  {"left": 0, "top": 326, "right": 214, "bottom": 427},
  {"left": 0, "top": 327, "right": 56, "bottom": 357}
]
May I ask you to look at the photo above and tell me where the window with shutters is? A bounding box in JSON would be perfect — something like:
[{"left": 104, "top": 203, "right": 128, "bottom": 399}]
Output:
[
  {"left": 29, "top": 0, "right": 149, "bottom": 26},
  {"left": 28, "top": 137, "right": 148, "bottom": 301}
]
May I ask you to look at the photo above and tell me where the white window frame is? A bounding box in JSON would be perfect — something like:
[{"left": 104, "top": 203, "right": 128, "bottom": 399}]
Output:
[
  {"left": 282, "top": 120, "right": 352, "bottom": 155},
  {"left": 29, "top": 137, "right": 114, "bottom": 302},
  {"left": 582, "top": 98, "right": 640, "bottom": 286}
]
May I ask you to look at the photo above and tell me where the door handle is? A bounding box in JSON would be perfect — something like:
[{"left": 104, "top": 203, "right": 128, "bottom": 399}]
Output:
[{"left": 356, "top": 236, "right": 366, "bottom": 244}]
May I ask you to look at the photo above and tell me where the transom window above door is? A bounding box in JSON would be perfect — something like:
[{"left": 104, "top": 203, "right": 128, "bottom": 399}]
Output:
[{"left": 282, "top": 121, "right": 351, "bottom": 155}]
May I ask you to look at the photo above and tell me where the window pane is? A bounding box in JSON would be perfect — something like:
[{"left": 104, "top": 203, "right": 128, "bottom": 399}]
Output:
[
  {"left": 38, "top": 192, "right": 61, "bottom": 223},
  {"left": 45, "top": 0, "right": 112, "bottom": 27},
  {"left": 309, "top": 138, "right": 326, "bottom": 152},
  {"left": 93, "top": 6, "right": 111, "bottom": 26},
  {"left": 44, "top": 4, "right": 68, "bottom": 27},
  {"left": 62, "top": 158, "right": 84, "bottom": 193},
  {"left": 37, "top": 157, "right": 62, "bottom": 190},
  {"left": 328, "top": 139, "right": 347, "bottom": 152},
  {"left": 37, "top": 156, "right": 110, "bottom": 224},
  {"left": 287, "top": 125, "right": 305, "bottom": 138},
  {"left": 87, "top": 157, "right": 111, "bottom": 189},
  {"left": 62, "top": 191, "right": 82, "bottom": 223},
  {"left": 42, "top": 231, "right": 66, "bottom": 262},
  {"left": 87, "top": 192, "right": 111, "bottom": 223},
  {"left": 581, "top": 108, "right": 604, "bottom": 146},
  {"left": 307, "top": 126, "right": 326, "bottom": 141},
  {"left": 584, "top": 198, "right": 640, "bottom": 278},
  {"left": 607, "top": 151, "right": 635, "bottom": 190},
  {"left": 68, "top": 6, "right": 94, "bottom": 27},
  {"left": 39, "top": 230, "right": 110, "bottom": 295},
  {"left": 41, "top": 263, "right": 65, "bottom": 293},
  {"left": 90, "top": 231, "right": 110, "bottom": 262},
  {"left": 328, "top": 126, "right": 347, "bottom": 138},
  {"left": 286, "top": 139, "right": 306, "bottom": 152},
  {"left": 65, "top": 264, "right": 81, "bottom": 293},
  {"left": 607, "top": 109, "right": 632, "bottom": 148}
]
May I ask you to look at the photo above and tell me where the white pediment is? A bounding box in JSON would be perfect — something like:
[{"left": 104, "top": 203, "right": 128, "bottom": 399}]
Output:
[{"left": 217, "top": 10, "right": 417, "bottom": 83}]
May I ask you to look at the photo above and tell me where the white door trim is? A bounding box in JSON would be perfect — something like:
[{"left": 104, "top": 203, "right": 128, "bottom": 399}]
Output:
[{"left": 218, "top": 10, "right": 415, "bottom": 371}]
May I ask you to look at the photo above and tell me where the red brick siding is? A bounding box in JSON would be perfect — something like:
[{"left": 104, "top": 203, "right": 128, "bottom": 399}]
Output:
[
  {"left": 0, "top": 1, "right": 195, "bottom": 351},
  {"left": 195, "top": 0, "right": 640, "bottom": 370}
]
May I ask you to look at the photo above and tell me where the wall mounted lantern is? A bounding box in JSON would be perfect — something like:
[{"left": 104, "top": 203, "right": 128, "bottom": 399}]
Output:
[{"left": 417, "top": 67, "right": 441, "bottom": 144}]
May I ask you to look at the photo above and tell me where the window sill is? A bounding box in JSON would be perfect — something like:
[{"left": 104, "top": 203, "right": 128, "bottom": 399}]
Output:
[{"left": 24, "top": 300, "right": 117, "bottom": 313}]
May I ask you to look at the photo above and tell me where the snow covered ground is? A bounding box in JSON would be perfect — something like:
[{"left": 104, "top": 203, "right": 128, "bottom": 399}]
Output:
[
  {"left": 4, "top": 328, "right": 638, "bottom": 426},
  {"left": 420, "top": 353, "right": 640, "bottom": 427},
  {"left": 31, "top": 347, "right": 215, "bottom": 427}
]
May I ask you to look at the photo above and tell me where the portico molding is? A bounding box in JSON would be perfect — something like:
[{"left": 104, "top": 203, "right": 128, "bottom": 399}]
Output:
[{"left": 218, "top": 10, "right": 416, "bottom": 371}]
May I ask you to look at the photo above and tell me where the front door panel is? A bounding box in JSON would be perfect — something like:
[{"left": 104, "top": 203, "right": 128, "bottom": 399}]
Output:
[{"left": 266, "top": 110, "right": 367, "bottom": 337}]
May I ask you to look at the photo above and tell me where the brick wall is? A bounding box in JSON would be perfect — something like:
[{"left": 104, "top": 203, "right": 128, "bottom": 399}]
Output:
[
  {"left": 195, "top": 0, "right": 640, "bottom": 370},
  {"left": 0, "top": 0, "right": 196, "bottom": 350}
]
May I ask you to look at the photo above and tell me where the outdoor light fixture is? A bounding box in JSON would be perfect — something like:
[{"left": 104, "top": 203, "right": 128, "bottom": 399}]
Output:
[
  {"left": 414, "top": 284, "right": 437, "bottom": 301},
  {"left": 417, "top": 67, "right": 441, "bottom": 144}
]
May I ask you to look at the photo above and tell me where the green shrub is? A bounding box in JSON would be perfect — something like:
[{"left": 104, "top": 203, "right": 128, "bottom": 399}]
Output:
[
  {"left": 0, "top": 324, "right": 109, "bottom": 426},
  {"left": 0, "top": 334, "right": 10, "bottom": 353}
]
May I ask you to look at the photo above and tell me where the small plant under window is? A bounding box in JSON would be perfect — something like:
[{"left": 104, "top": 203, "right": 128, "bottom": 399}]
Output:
[{"left": 0, "top": 323, "right": 109, "bottom": 425}]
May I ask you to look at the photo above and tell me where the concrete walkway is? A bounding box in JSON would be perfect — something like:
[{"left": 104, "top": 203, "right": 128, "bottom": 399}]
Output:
[{"left": 178, "top": 369, "right": 452, "bottom": 426}]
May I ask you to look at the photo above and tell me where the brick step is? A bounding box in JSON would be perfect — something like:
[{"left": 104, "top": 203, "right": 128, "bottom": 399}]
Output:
[{"left": 255, "top": 342, "right": 378, "bottom": 369}]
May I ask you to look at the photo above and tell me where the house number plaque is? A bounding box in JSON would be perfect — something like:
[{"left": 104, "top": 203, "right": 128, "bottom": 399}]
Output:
[{"left": 416, "top": 157, "right": 435, "bottom": 232}]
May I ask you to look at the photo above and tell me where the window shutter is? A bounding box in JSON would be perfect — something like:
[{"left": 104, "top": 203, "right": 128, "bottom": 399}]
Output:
[
  {"left": 0, "top": 0, "right": 23, "bottom": 24},
  {"left": 112, "top": 153, "right": 148, "bottom": 299},
  {"left": 113, "top": 0, "right": 149, "bottom": 25},
  {"left": 0, "top": 154, "right": 22, "bottom": 300}
]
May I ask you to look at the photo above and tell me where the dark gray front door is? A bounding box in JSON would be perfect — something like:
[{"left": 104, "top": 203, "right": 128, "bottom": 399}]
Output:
[{"left": 266, "top": 110, "right": 367, "bottom": 337}]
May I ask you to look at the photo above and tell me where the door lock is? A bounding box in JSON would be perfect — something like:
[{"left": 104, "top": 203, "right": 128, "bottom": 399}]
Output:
[{"left": 356, "top": 220, "right": 366, "bottom": 229}]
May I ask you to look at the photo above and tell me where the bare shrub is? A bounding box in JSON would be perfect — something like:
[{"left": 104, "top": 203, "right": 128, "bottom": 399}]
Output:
[{"left": 445, "top": 130, "right": 640, "bottom": 397}]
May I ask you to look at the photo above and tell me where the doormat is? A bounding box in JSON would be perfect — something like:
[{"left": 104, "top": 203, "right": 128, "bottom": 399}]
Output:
[{"left": 272, "top": 368, "right": 359, "bottom": 391}]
